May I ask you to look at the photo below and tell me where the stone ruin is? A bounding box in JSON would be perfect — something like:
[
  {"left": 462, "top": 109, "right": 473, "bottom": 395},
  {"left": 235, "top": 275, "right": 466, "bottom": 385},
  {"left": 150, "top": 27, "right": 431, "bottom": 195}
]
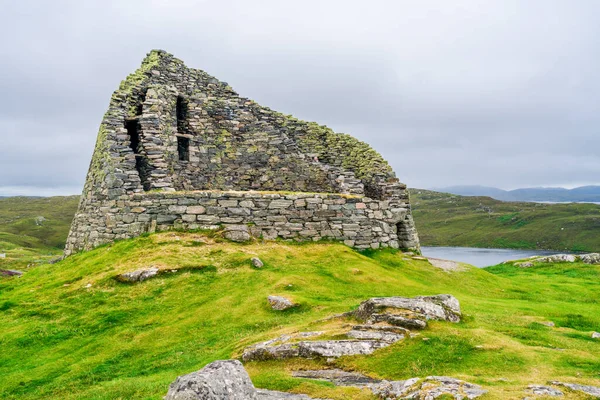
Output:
[{"left": 64, "top": 50, "right": 420, "bottom": 256}]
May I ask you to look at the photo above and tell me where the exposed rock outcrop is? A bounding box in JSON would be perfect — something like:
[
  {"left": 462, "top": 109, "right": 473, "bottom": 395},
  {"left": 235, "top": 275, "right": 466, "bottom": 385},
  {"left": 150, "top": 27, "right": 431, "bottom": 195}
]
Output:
[
  {"left": 550, "top": 381, "right": 600, "bottom": 397},
  {"left": 514, "top": 253, "right": 600, "bottom": 267},
  {"left": 526, "top": 384, "right": 563, "bottom": 396},
  {"left": 291, "top": 370, "right": 487, "bottom": 399},
  {"left": 353, "top": 294, "right": 462, "bottom": 323},
  {"left": 117, "top": 267, "right": 159, "bottom": 282},
  {"left": 243, "top": 295, "right": 461, "bottom": 362}
]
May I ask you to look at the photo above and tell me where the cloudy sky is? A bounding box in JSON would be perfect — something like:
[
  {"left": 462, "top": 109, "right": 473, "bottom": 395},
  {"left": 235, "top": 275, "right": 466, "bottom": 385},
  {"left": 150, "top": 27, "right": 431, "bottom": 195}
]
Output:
[{"left": 1, "top": 0, "right": 599, "bottom": 196}]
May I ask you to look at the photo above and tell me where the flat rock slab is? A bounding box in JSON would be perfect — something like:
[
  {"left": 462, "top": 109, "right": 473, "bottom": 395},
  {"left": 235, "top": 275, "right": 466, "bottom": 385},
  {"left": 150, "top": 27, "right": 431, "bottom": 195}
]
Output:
[
  {"left": 292, "top": 369, "right": 379, "bottom": 387},
  {"left": 243, "top": 339, "right": 390, "bottom": 361},
  {"left": 117, "top": 267, "right": 159, "bottom": 283},
  {"left": 551, "top": 382, "right": 600, "bottom": 398},
  {"left": 291, "top": 370, "right": 487, "bottom": 399},
  {"left": 527, "top": 384, "right": 563, "bottom": 396},
  {"left": 346, "top": 329, "right": 405, "bottom": 343},
  {"left": 354, "top": 294, "right": 461, "bottom": 323},
  {"left": 0, "top": 269, "right": 23, "bottom": 277},
  {"left": 256, "top": 389, "right": 324, "bottom": 399},
  {"left": 427, "top": 257, "right": 465, "bottom": 272}
]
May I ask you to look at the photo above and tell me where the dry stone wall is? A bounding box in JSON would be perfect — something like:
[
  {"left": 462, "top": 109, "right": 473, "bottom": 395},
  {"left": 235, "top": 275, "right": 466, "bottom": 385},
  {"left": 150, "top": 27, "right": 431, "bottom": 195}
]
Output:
[{"left": 65, "top": 50, "right": 419, "bottom": 255}]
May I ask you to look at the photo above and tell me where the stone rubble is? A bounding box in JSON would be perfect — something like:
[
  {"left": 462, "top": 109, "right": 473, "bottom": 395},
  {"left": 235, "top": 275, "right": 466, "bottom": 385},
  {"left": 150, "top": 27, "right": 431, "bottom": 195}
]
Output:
[{"left": 353, "top": 294, "right": 462, "bottom": 324}]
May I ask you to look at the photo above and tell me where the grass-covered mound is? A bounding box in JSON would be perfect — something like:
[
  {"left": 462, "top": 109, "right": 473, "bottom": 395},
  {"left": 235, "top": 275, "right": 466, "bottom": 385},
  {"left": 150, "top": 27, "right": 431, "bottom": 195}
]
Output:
[
  {"left": 0, "top": 196, "right": 79, "bottom": 268},
  {"left": 1, "top": 233, "right": 599, "bottom": 399},
  {"left": 410, "top": 189, "right": 600, "bottom": 252}
]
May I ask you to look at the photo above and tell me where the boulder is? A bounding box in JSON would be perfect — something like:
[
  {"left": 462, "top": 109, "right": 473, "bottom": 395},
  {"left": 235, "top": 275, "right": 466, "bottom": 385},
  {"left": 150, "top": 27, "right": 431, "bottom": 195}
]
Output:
[
  {"left": 354, "top": 294, "right": 461, "bottom": 323},
  {"left": 117, "top": 267, "right": 159, "bottom": 282},
  {"left": 164, "top": 360, "right": 257, "bottom": 400},
  {"left": 251, "top": 257, "right": 264, "bottom": 268},
  {"left": 267, "top": 295, "right": 296, "bottom": 311}
]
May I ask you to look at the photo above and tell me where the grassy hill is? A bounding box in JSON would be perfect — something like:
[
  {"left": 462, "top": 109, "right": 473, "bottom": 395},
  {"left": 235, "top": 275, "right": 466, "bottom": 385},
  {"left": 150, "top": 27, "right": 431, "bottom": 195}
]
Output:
[
  {"left": 410, "top": 189, "right": 600, "bottom": 252},
  {"left": 0, "top": 196, "right": 79, "bottom": 268},
  {"left": 1, "top": 232, "right": 599, "bottom": 399}
]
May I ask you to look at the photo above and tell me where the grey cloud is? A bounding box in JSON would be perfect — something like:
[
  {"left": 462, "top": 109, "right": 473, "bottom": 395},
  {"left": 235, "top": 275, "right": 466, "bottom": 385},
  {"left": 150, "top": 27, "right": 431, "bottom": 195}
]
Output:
[{"left": 1, "top": 0, "right": 599, "bottom": 195}]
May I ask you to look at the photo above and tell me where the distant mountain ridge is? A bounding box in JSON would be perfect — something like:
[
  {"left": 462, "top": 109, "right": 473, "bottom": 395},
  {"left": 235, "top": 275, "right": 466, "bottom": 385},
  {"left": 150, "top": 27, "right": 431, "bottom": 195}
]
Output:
[{"left": 433, "top": 185, "right": 600, "bottom": 202}]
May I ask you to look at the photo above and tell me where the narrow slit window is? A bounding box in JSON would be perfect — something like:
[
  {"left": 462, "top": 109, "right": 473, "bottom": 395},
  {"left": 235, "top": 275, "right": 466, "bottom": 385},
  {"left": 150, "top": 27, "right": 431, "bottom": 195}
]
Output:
[
  {"left": 125, "top": 119, "right": 140, "bottom": 154},
  {"left": 176, "top": 95, "right": 188, "bottom": 132},
  {"left": 177, "top": 136, "right": 190, "bottom": 161}
]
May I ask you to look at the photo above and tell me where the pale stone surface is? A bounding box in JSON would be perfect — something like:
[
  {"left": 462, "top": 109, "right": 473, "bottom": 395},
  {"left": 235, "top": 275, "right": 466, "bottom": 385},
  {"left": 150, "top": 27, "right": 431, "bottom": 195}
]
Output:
[
  {"left": 251, "top": 257, "right": 264, "bottom": 268},
  {"left": 550, "top": 381, "right": 600, "bottom": 397},
  {"left": 292, "top": 369, "right": 379, "bottom": 386},
  {"left": 527, "top": 384, "right": 563, "bottom": 396},
  {"left": 592, "top": 332, "right": 600, "bottom": 339},
  {"left": 117, "top": 267, "right": 159, "bottom": 282},
  {"left": 165, "top": 360, "right": 323, "bottom": 400},
  {"left": 164, "top": 360, "right": 257, "bottom": 400},
  {"left": 354, "top": 294, "right": 462, "bottom": 323},
  {"left": 267, "top": 295, "right": 296, "bottom": 310}
]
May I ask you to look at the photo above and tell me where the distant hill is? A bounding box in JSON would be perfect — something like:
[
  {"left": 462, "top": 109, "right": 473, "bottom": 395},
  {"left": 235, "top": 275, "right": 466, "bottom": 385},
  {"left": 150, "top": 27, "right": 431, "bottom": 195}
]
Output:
[
  {"left": 433, "top": 185, "right": 600, "bottom": 202},
  {"left": 410, "top": 189, "right": 600, "bottom": 252}
]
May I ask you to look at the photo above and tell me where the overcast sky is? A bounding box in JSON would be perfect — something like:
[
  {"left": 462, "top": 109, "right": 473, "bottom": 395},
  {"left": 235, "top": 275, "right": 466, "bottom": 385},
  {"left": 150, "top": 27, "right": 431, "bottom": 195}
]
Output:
[{"left": 1, "top": 0, "right": 599, "bottom": 196}]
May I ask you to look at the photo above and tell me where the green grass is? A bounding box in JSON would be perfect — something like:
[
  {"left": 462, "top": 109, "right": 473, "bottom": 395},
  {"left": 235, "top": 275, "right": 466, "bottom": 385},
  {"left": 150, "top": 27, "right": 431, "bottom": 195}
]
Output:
[
  {"left": 410, "top": 189, "right": 600, "bottom": 252},
  {"left": 0, "top": 196, "right": 79, "bottom": 269},
  {"left": 1, "top": 232, "right": 599, "bottom": 399}
]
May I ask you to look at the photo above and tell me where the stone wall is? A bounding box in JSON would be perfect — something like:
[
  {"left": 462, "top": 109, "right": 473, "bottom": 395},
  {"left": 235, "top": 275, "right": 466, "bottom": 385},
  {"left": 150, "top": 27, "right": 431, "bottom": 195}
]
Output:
[
  {"left": 65, "top": 50, "right": 420, "bottom": 255},
  {"left": 65, "top": 191, "right": 418, "bottom": 254}
]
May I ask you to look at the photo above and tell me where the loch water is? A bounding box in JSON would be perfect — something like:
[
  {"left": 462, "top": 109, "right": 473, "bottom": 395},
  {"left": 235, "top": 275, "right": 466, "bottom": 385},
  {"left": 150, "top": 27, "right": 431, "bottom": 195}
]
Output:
[{"left": 421, "top": 246, "right": 566, "bottom": 268}]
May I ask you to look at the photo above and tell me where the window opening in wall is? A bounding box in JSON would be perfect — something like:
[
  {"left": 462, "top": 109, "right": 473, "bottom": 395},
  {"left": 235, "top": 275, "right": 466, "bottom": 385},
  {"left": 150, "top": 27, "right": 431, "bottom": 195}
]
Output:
[
  {"left": 125, "top": 118, "right": 151, "bottom": 191},
  {"left": 125, "top": 119, "right": 140, "bottom": 154},
  {"left": 177, "top": 136, "right": 190, "bottom": 161},
  {"left": 176, "top": 95, "right": 188, "bottom": 132}
]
